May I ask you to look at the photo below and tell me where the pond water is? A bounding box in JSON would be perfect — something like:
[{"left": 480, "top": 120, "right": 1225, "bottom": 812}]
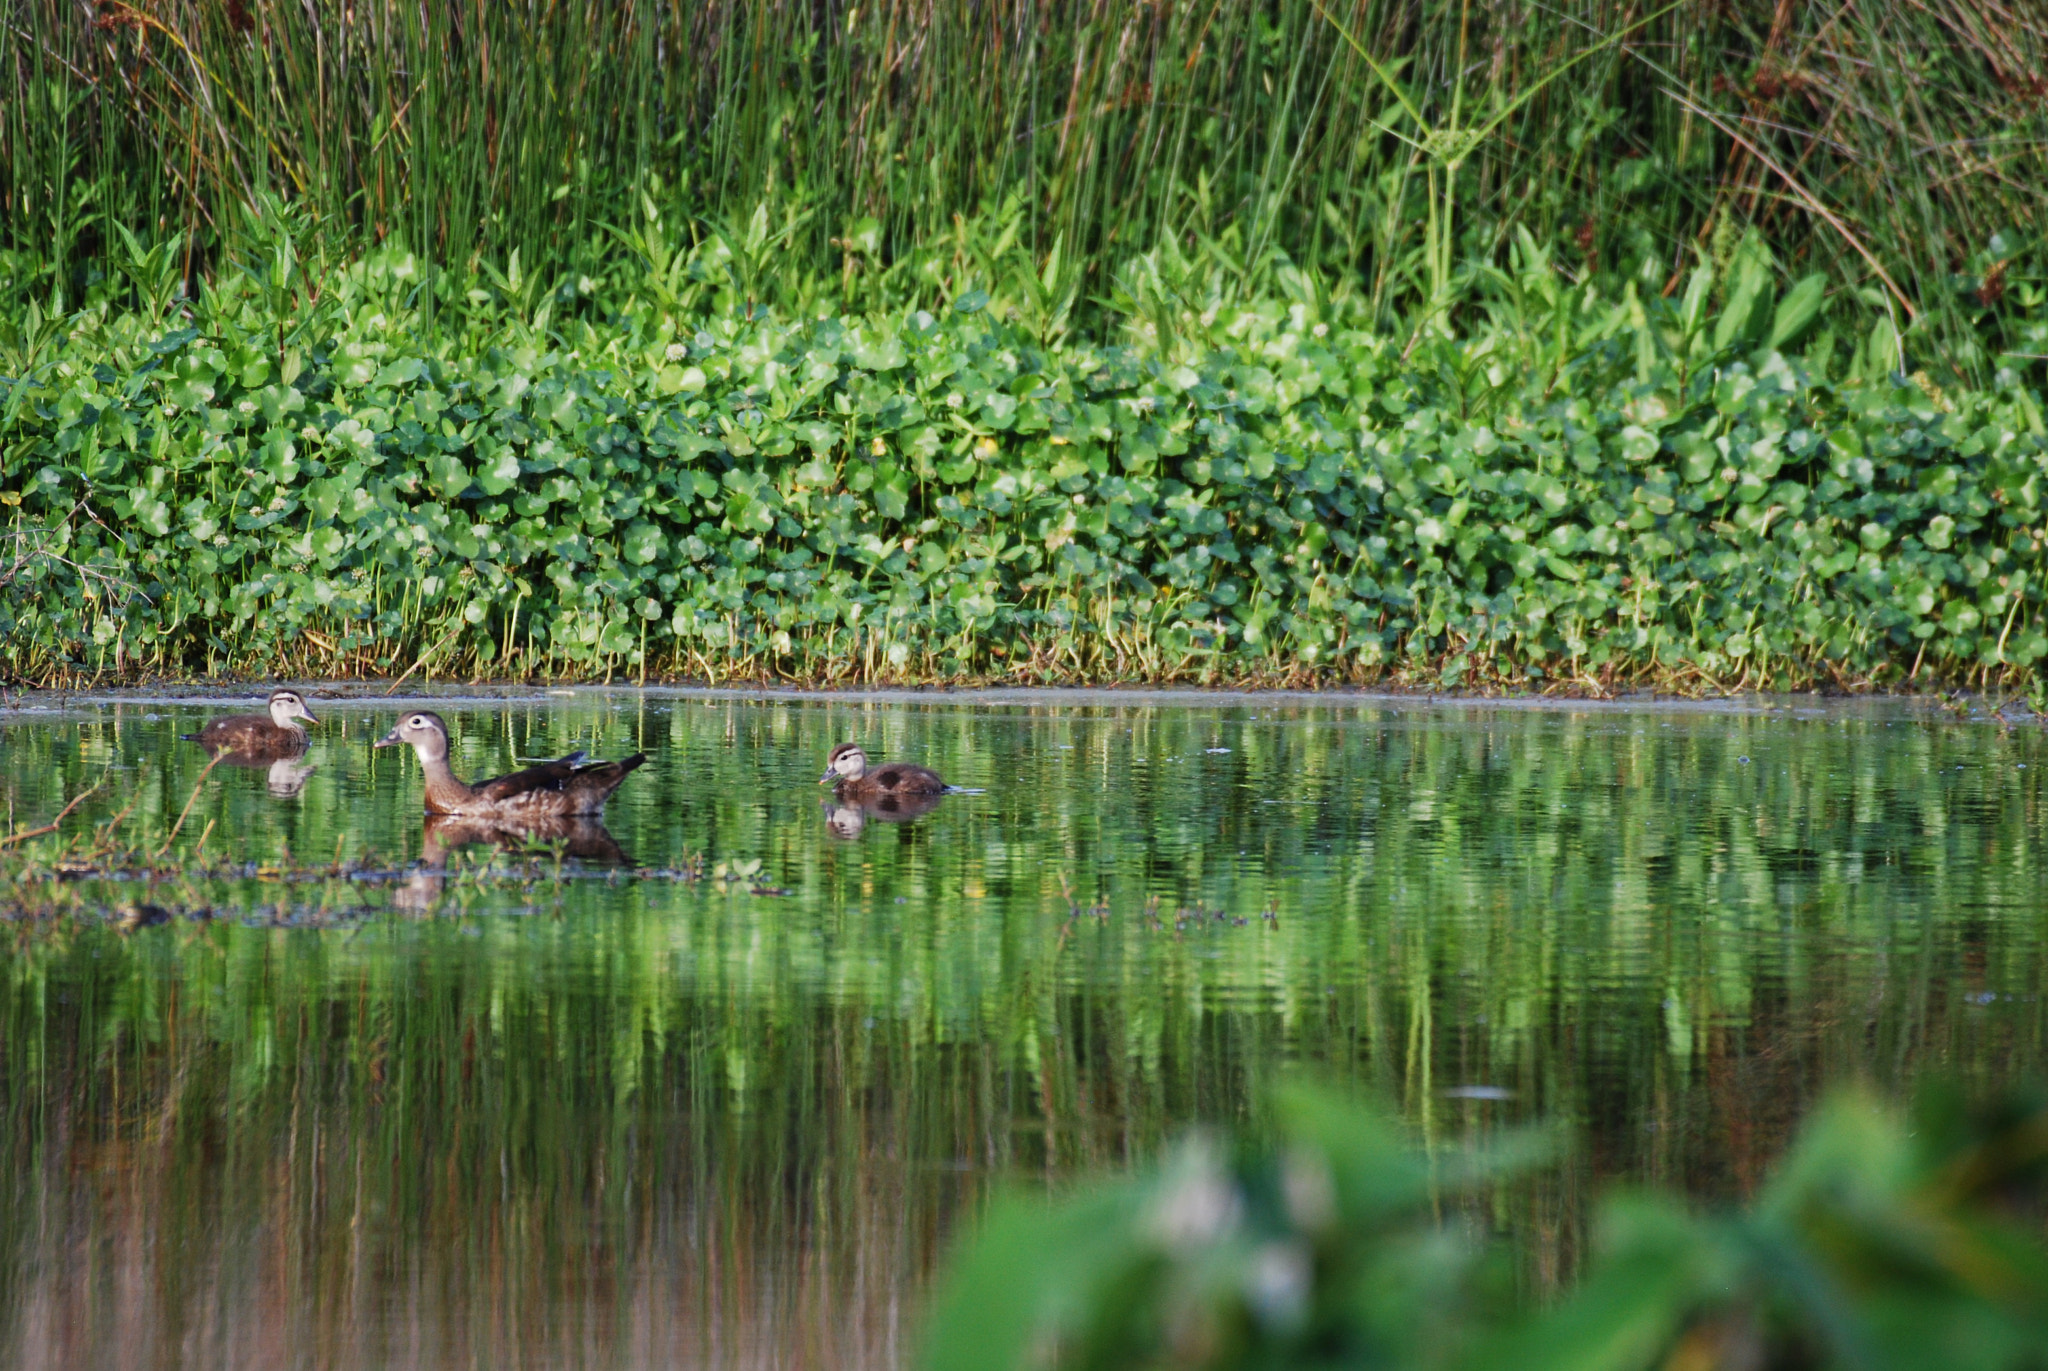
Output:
[{"left": 3, "top": 688, "right": 2046, "bottom": 1370}]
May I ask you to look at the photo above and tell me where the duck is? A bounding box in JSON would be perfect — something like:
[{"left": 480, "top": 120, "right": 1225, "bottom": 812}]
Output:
[
  {"left": 374, "top": 711, "right": 648, "bottom": 817},
  {"left": 820, "top": 742, "right": 948, "bottom": 797},
  {"left": 180, "top": 688, "right": 319, "bottom": 757}
]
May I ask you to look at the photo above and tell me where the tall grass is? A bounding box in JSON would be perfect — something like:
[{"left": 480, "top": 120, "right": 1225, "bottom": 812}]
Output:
[{"left": 4, "top": 0, "right": 2044, "bottom": 368}]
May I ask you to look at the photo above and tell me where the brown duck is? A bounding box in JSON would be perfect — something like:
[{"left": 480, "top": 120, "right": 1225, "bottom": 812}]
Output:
[
  {"left": 181, "top": 689, "right": 318, "bottom": 757},
  {"left": 820, "top": 742, "right": 948, "bottom": 797},
  {"left": 375, "top": 711, "right": 648, "bottom": 817}
]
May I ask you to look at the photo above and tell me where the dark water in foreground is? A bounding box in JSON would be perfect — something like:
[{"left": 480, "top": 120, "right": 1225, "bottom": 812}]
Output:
[{"left": 2, "top": 688, "right": 2046, "bottom": 1369}]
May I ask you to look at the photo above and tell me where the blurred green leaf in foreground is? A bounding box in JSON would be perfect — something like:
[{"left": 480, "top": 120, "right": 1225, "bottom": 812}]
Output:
[{"left": 923, "top": 1082, "right": 2048, "bottom": 1371}]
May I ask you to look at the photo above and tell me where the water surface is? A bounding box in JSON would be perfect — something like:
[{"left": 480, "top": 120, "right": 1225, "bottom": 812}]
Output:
[{"left": 3, "top": 688, "right": 2045, "bottom": 1369}]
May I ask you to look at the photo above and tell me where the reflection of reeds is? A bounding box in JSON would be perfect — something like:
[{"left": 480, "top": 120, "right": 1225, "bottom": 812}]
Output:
[
  {"left": 0, "top": 918, "right": 2029, "bottom": 1366},
  {"left": 0, "top": 998, "right": 999, "bottom": 1369},
  {"left": 1, "top": 696, "right": 2046, "bottom": 1357}
]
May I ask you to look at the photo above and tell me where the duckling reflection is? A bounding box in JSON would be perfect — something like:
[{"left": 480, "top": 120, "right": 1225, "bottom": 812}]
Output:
[
  {"left": 202, "top": 751, "right": 320, "bottom": 798},
  {"left": 821, "top": 789, "right": 945, "bottom": 839},
  {"left": 394, "top": 815, "right": 633, "bottom": 912},
  {"left": 261, "top": 755, "right": 317, "bottom": 798}
]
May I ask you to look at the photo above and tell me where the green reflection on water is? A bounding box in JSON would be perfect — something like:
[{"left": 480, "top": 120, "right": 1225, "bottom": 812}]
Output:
[{"left": 3, "top": 690, "right": 2046, "bottom": 1369}]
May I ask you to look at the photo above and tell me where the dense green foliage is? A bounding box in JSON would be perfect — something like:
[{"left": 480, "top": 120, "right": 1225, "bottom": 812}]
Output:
[
  {"left": 6, "top": 0, "right": 2048, "bottom": 685},
  {"left": 4, "top": 230, "right": 2048, "bottom": 687},
  {"left": 5, "top": 0, "right": 2045, "bottom": 370},
  {"left": 923, "top": 1081, "right": 2048, "bottom": 1371}
]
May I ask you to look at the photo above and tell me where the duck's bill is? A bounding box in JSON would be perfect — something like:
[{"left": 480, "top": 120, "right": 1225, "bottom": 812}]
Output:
[
  {"left": 300, "top": 709, "right": 321, "bottom": 726},
  {"left": 819, "top": 769, "right": 836, "bottom": 784},
  {"left": 373, "top": 729, "right": 402, "bottom": 748}
]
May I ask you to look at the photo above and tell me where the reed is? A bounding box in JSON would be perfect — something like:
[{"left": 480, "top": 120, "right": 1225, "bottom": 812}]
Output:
[{"left": 3, "top": 0, "right": 2043, "bottom": 367}]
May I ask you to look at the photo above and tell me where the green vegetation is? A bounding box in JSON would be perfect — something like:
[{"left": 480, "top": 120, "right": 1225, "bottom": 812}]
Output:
[
  {"left": 4, "top": 235, "right": 2048, "bottom": 689},
  {"left": 923, "top": 1080, "right": 2048, "bottom": 1371},
  {"left": 2, "top": 0, "right": 2045, "bottom": 687},
  {"left": 6, "top": 0, "right": 2045, "bottom": 364}
]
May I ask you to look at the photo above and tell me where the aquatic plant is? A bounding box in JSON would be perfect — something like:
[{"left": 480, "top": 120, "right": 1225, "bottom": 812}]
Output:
[
  {"left": 922, "top": 1080, "right": 2048, "bottom": 1370},
  {"left": 3, "top": 233, "right": 2047, "bottom": 691}
]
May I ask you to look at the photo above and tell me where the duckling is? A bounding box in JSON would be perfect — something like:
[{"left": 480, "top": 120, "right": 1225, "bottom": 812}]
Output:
[
  {"left": 819, "top": 742, "right": 947, "bottom": 797},
  {"left": 374, "top": 711, "right": 648, "bottom": 817},
  {"left": 180, "top": 689, "right": 319, "bottom": 757}
]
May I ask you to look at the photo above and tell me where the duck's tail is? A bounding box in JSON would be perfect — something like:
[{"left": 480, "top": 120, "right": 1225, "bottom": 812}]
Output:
[
  {"left": 571, "top": 751, "right": 648, "bottom": 776},
  {"left": 571, "top": 751, "right": 650, "bottom": 798}
]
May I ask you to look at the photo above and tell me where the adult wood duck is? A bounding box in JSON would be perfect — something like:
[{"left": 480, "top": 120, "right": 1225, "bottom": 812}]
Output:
[
  {"left": 820, "top": 742, "right": 948, "bottom": 797},
  {"left": 375, "top": 711, "right": 648, "bottom": 817},
  {"left": 180, "top": 689, "right": 318, "bottom": 757}
]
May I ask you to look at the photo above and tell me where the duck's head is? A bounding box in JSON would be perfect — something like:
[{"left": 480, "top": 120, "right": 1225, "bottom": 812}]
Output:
[
  {"left": 821, "top": 742, "right": 870, "bottom": 784},
  {"left": 375, "top": 710, "right": 451, "bottom": 763},
  {"left": 267, "top": 689, "right": 319, "bottom": 728}
]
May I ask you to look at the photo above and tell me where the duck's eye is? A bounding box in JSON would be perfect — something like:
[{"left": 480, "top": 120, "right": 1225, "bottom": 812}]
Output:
[{"left": 410, "top": 715, "right": 426, "bottom": 728}]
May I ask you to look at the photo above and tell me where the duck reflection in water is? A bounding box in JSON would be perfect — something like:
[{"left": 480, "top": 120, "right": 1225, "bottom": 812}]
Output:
[
  {"left": 821, "top": 788, "right": 945, "bottom": 839},
  {"left": 204, "top": 751, "right": 319, "bottom": 798},
  {"left": 394, "top": 814, "right": 633, "bottom": 912}
]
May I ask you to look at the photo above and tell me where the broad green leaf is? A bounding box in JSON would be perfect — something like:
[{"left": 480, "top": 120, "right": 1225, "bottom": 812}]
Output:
[{"left": 1766, "top": 274, "right": 1829, "bottom": 352}]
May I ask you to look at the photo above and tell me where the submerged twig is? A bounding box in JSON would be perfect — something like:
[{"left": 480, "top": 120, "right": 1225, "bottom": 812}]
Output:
[
  {"left": 155, "top": 754, "right": 224, "bottom": 857},
  {"left": 0, "top": 779, "right": 105, "bottom": 849}
]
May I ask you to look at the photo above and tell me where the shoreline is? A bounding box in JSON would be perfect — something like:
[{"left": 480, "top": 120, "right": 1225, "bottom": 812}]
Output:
[{"left": 0, "top": 678, "right": 1989, "bottom": 723}]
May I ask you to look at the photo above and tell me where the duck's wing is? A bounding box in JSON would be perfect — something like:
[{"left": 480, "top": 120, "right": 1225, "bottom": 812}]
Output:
[
  {"left": 187, "top": 715, "right": 255, "bottom": 747},
  {"left": 867, "top": 763, "right": 948, "bottom": 794},
  {"left": 469, "top": 750, "right": 590, "bottom": 802}
]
